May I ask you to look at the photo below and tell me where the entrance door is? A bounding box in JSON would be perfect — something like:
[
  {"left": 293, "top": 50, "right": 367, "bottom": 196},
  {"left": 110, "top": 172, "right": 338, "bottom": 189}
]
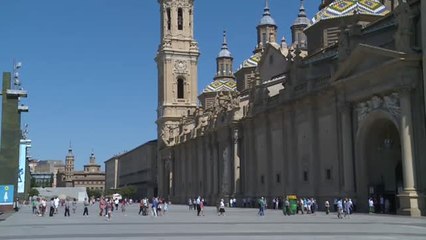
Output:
[{"left": 356, "top": 115, "right": 402, "bottom": 214}]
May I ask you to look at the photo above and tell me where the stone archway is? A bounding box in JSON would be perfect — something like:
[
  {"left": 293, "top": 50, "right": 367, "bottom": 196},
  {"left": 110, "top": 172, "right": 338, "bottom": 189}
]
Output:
[{"left": 355, "top": 110, "right": 402, "bottom": 213}]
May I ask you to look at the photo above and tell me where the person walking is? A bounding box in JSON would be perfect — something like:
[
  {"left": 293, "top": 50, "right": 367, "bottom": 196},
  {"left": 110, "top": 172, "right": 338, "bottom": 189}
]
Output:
[
  {"left": 32, "top": 198, "right": 38, "bottom": 214},
  {"left": 188, "top": 198, "right": 193, "bottom": 211},
  {"left": 83, "top": 198, "right": 89, "bottom": 216},
  {"left": 325, "top": 200, "right": 330, "bottom": 215},
  {"left": 196, "top": 196, "right": 201, "bottom": 216},
  {"left": 218, "top": 199, "right": 225, "bottom": 216},
  {"left": 283, "top": 197, "right": 291, "bottom": 216},
  {"left": 138, "top": 199, "right": 144, "bottom": 215},
  {"left": 200, "top": 198, "right": 205, "bottom": 216},
  {"left": 72, "top": 198, "right": 77, "bottom": 214},
  {"left": 114, "top": 198, "right": 119, "bottom": 211},
  {"left": 344, "top": 198, "right": 352, "bottom": 219},
  {"left": 337, "top": 199, "right": 343, "bottom": 219},
  {"left": 49, "top": 198, "right": 55, "bottom": 217},
  {"left": 258, "top": 197, "right": 265, "bottom": 216},
  {"left": 54, "top": 197, "right": 59, "bottom": 214},
  {"left": 369, "top": 198, "right": 375, "bottom": 213},
  {"left": 99, "top": 198, "right": 106, "bottom": 216},
  {"left": 64, "top": 199, "right": 71, "bottom": 217}
]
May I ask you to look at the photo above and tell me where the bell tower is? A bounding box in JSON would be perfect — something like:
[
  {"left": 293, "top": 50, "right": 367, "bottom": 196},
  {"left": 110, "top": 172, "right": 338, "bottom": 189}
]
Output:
[{"left": 156, "top": 0, "right": 200, "bottom": 147}]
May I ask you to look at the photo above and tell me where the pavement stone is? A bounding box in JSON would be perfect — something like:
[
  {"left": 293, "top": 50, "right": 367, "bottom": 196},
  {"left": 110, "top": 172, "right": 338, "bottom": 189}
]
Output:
[{"left": 0, "top": 203, "right": 425, "bottom": 240}]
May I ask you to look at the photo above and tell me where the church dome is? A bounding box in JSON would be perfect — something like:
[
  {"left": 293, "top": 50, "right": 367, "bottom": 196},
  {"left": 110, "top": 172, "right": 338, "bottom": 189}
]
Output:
[
  {"left": 259, "top": 15, "right": 276, "bottom": 26},
  {"left": 293, "top": 0, "right": 311, "bottom": 26},
  {"left": 313, "top": 0, "right": 389, "bottom": 23},
  {"left": 238, "top": 53, "right": 262, "bottom": 70},
  {"left": 258, "top": 1, "right": 277, "bottom": 27},
  {"left": 203, "top": 79, "right": 237, "bottom": 93},
  {"left": 218, "top": 48, "right": 232, "bottom": 58}
]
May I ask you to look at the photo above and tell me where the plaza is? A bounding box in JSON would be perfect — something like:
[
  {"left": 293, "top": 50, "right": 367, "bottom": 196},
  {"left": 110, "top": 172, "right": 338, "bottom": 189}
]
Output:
[{"left": 1, "top": 204, "right": 426, "bottom": 239}]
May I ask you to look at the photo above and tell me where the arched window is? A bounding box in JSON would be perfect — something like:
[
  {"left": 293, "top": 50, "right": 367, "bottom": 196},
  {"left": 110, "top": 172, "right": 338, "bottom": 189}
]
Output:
[
  {"left": 177, "top": 78, "right": 184, "bottom": 99},
  {"left": 166, "top": 8, "right": 171, "bottom": 30},
  {"left": 178, "top": 8, "right": 183, "bottom": 30}
]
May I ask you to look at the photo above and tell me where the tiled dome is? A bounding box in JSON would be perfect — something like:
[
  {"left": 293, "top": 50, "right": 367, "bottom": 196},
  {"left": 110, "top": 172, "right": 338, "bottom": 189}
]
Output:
[
  {"left": 238, "top": 53, "right": 262, "bottom": 70},
  {"left": 203, "top": 79, "right": 237, "bottom": 93},
  {"left": 313, "top": 0, "right": 389, "bottom": 23}
]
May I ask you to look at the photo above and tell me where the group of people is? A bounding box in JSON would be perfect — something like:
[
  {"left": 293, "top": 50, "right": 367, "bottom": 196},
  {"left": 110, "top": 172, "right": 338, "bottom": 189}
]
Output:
[
  {"left": 188, "top": 196, "right": 206, "bottom": 216},
  {"left": 98, "top": 197, "right": 131, "bottom": 220},
  {"left": 368, "top": 195, "right": 391, "bottom": 214},
  {"left": 188, "top": 197, "right": 226, "bottom": 216},
  {"left": 334, "top": 198, "right": 353, "bottom": 219},
  {"left": 138, "top": 197, "right": 168, "bottom": 217},
  {"left": 31, "top": 197, "right": 80, "bottom": 217}
]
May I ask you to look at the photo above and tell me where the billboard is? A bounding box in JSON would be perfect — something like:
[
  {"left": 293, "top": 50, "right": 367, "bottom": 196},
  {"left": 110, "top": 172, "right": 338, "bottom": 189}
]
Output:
[
  {"left": 18, "top": 139, "right": 31, "bottom": 193},
  {"left": 0, "top": 185, "right": 14, "bottom": 205}
]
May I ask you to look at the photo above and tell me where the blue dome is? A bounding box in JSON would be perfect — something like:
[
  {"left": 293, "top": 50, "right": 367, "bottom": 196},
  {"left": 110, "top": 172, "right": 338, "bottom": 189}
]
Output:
[
  {"left": 293, "top": 16, "right": 311, "bottom": 26},
  {"left": 293, "top": 1, "right": 311, "bottom": 26},
  {"left": 258, "top": 1, "right": 277, "bottom": 27},
  {"left": 218, "top": 49, "right": 232, "bottom": 58},
  {"left": 259, "top": 15, "right": 276, "bottom": 26}
]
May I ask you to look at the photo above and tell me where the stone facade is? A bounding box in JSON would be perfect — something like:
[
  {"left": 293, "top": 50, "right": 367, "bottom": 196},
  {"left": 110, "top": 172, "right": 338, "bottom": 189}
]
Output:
[
  {"left": 104, "top": 140, "right": 158, "bottom": 198},
  {"left": 157, "top": 0, "right": 426, "bottom": 216}
]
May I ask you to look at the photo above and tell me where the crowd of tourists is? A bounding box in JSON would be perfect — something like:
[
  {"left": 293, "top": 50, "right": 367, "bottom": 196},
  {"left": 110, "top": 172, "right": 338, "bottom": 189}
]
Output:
[
  {"left": 30, "top": 196, "right": 79, "bottom": 217},
  {"left": 25, "top": 194, "right": 395, "bottom": 221}
]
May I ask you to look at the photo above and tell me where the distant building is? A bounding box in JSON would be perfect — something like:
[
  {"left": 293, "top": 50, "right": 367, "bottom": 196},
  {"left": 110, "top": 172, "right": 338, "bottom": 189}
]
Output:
[
  {"left": 57, "top": 147, "right": 105, "bottom": 191},
  {"left": 31, "top": 173, "right": 53, "bottom": 188},
  {"left": 104, "top": 140, "right": 157, "bottom": 198},
  {"left": 105, "top": 156, "right": 120, "bottom": 190},
  {"left": 30, "top": 160, "right": 65, "bottom": 187}
]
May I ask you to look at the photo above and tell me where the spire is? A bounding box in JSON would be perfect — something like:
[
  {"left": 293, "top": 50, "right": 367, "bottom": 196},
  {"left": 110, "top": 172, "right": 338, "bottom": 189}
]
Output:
[
  {"left": 258, "top": 0, "right": 276, "bottom": 26},
  {"left": 222, "top": 30, "right": 228, "bottom": 51},
  {"left": 67, "top": 141, "right": 74, "bottom": 157},
  {"left": 292, "top": 0, "right": 311, "bottom": 27},
  {"left": 299, "top": 0, "right": 307, "bottom": 17},
  {"left": 89, "top": 149, "right": 96, "bottom": 164},
  {"left": 264, "top": 0, "right": 270, "bottom": 16},
  {"left": 218, "top": 30, "right": 232, "bottom": 58}
]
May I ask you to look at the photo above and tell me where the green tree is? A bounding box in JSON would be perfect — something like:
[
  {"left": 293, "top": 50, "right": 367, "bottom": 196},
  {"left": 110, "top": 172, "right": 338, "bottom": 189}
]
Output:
[
  {"left": 119, "top": 186, "right": 137, "bottom": 199},
  {"left": 28, "top": 188, "right": 39, "bottom": 197},
  {"left": 87, "top": 189, "right": 103, "bottom": 199}
]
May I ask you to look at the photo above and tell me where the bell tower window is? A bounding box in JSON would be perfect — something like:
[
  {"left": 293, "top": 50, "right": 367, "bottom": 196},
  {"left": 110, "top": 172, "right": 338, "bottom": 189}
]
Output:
[
  {"left": 177, "top": 78, "right": 184, "bottom": 99},
  {"left": 178, "top": 8, "right": 183, "bottom": 30},
  {"left": 166, "top": 8, "right": 171, "bottom": 30}
]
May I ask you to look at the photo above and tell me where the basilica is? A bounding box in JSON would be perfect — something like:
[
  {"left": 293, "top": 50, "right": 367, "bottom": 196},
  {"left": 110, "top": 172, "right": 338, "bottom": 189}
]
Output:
[{"left": 155, "top": 0, "right": 426, "bottom": 216}]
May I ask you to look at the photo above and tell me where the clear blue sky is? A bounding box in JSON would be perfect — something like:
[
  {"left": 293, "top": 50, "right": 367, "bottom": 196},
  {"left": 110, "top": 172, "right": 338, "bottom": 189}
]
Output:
[{"left": 0, "top": 0, "right": 318, "bottom": 170}]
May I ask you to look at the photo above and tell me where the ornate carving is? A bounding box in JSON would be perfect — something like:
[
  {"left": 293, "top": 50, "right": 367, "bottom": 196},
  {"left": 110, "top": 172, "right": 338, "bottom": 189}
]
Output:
[
  {"left": 160, "top": 124, "right": 179, "bottom": 147},
  {"left": 356, "top": 93, "right": 400, "bottom": 122},
  {"left": 174, "top": 60, "right": 187, "bottom": 74}
]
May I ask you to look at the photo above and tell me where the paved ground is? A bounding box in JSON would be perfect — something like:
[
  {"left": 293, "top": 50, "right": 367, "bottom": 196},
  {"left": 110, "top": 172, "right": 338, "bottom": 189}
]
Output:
[{"left": 0, "top": 203, "right": 425, "bottom": 240}]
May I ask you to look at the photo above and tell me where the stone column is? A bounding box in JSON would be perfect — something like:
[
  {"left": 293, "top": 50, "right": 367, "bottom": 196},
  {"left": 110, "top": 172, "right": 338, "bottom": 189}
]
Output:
[
  {"left": 398, "top": 88, "right": 421, "bottom": 216},
  {"left": 157, "top": 151, "right": 165, "bottom": 197},
  {"left": 308, "top": 100, "right": 319, "bottom": 196},
  {"left": 219, "top": 130, "right": 232, "bottom": 202},
  {"left": 340, "top": 103, "right": 355, "bottom": 194},
  {"left": 232, "top": 127, "right": 241, "bottom": 197},
  {"left": 422, "top": 0, "right": 426, "bottom": 122}
]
